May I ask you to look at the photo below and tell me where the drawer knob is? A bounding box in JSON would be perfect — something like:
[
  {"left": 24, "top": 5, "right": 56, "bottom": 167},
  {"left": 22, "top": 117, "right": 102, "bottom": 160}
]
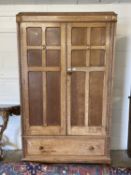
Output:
[
  {"left": 39, "top": 146, "right": 44, "bottom": 150},
  {"left": 89, "top": 146, "right": 95, "bottom": 151}
]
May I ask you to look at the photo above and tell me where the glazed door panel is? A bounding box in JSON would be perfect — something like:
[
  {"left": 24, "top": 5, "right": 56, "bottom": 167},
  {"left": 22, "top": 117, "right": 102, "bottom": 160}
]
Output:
[
  {"left": 67, "top": 23, "right": 110, "bottom": 136},
  {"left": 21, "top": 23, "right": 66, "bottom": 135}
]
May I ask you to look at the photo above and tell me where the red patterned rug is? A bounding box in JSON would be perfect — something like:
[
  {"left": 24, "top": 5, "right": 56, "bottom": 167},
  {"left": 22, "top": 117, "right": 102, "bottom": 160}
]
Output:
[{"left": 0, "top": 162, "right": 131, "bottom": 175}]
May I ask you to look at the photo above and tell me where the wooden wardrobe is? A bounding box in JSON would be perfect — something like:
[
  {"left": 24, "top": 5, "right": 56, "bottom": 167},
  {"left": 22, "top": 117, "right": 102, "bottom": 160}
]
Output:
[{"left": 16, "top": 12, "right": 117, "bottom": 163}]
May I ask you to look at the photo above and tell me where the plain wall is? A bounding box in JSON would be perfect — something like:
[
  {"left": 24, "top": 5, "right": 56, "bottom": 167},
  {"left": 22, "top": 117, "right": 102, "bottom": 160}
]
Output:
[{"left": 0, "top": 3, "right": 131, "bottom": 150}]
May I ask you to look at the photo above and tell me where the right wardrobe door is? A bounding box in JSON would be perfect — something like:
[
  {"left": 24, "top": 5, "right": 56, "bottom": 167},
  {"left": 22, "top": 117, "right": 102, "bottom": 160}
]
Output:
[{"left": 67, "top": 22, "right": 111, "bottom": 136}]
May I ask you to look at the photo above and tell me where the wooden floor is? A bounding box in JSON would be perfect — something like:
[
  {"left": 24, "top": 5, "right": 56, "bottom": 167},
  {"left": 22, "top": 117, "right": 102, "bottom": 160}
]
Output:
[
  {"left": 111, "top": 150, "right": 131, "bottom": 167},
  {"left": 1, "top": 150, "right": 131, "bottom": 167}
]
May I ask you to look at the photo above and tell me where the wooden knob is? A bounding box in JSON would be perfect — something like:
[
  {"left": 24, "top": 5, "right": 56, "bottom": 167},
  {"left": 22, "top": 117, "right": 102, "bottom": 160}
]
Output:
[
  {"left": 89, "top": 146, "right": 94, "bottom": 151},
  {"left": 39, "top": 146, "right": 44, "bottom": 150},
  {"left": 42, "top": 45, "right": 46, "bottom": 50}
]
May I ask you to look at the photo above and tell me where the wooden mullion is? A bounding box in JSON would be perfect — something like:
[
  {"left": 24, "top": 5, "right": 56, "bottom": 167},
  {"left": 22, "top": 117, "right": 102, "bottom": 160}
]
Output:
[
  {"left": 42, "top": 72, "right": 47, "bottom": 126},
  {"left": 90, "top": 46, "right": 106, "bottom": 50},
  {"left": 85, "top": 72, "right": 89, "bottom": 127},
  {"left": 60, "top": 23, "right": 66, "bottom": 135},
  {"left": 28, "top": 67, "right": 60, "bottom": 71},
  {"left": 27, "top": 46, "right": 61, "bottom": 50},
  {"left": 42, "top": 25, "right": 47, "bottom": 126},
  {"left": 67, "top": 23, "right": 72, "bottom": 135},
  {"left": 42, "top": 26, "right": 46, "bottom": 67},
  {"left": 71, "top": 46, "right": 105, "bottom": 50},
  {"left": 85, "top": 27, "right": 91, "bottom": 126},
  {"left": 46, "top": 46, "right": 61, "bottom": 50},
  {"left": 71, "top": 46, "right": 88, "bottom": 50},
  {"left": 27, "top": 46, "right": 42, "bottom": 50}
]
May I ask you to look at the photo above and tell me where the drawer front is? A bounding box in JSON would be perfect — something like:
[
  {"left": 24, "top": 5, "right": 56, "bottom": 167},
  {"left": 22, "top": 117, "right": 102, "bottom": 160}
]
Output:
[{"left": 26, "top": 138, "right": 105, "bottom": 156}]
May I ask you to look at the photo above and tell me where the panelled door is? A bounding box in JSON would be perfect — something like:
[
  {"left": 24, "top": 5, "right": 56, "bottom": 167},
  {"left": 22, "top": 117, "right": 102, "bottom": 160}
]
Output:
[
  {"left": 20, "top": 23, "right": 66, "bottom": 135},
  {"left": 67, "top": 23, "right": 110, "bottom": 136}
]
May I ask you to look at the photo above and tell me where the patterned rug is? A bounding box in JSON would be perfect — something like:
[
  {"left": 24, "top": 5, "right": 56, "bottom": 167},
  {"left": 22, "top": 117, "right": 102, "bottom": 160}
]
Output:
[{"left": 0, "top": 162, "right": 131, "bottom": 175}]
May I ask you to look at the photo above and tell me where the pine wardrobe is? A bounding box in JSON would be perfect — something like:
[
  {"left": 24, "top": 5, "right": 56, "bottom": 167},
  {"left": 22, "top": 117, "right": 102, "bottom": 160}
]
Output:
[{"left": 16, "top": 12, "right": 117, "bottom": 163}]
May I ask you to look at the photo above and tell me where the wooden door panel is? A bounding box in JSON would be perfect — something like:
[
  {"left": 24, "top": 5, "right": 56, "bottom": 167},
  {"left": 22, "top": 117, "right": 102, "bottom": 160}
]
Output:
[
  {"left": 89, "top": 50, "right": 105, "bottom": 67},
  {"left": 90, "top": 27, "right": 106, "bottom": 46},
  {"left": 27, "top": 49, "right": 42, "bottom": 67},
  {"left": 46, "top": 72, "right": 61, "bottom": 126},
  {"left": 46, "top": 50, "right": 60, "bottom": 67},
  {"left": 88, "top": 72, "right": 104, "bottom": 126},
  {"left": 21, "top": 23, "right": 66, "bottom": 135},
  {"left": 71, "top": 50, "right": 86, "bottom": 67},
  {"left": 46, "top": 27, "right": 61, "bottom": 46},
  {"left": 71, "top": 27, "right": 87, "bottom": 45},
  {"left": 28, "top": 72, "right": 43, "bottom": 126},
  {"left": 26, "top": 27, "right": 42, "bottom": 46},
  {"left": 71, "top": 72, "right": 85, "bottom": 126},
  {"left": 67, "top": 23, "right": 108, "bottom": 136}
]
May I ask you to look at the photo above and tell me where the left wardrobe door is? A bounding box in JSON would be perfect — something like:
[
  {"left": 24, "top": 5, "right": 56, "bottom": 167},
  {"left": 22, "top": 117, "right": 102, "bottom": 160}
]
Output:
[{"left": 20, "top": 23, "right": 66, "bottom": 136}]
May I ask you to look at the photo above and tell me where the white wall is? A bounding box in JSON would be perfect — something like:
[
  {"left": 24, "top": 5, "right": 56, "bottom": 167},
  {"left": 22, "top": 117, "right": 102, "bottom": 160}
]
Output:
[{"left": 0, "top": 3, "right": 131, "bottom": 150}]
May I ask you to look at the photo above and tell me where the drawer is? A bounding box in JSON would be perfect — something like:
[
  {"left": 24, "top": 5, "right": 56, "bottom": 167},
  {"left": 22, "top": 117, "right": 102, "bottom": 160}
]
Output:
[{"left": 25, "top": 137, "right": 105, "bottom": 156}]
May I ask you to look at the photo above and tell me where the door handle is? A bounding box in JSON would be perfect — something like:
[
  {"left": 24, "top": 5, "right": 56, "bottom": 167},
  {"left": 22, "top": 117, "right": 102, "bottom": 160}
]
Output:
[
  {"left": 67, "top": 68, "right": 72, "bottom": 73},
  {"left": 67, "top": 67, "right": 76, "bottom": 74}
]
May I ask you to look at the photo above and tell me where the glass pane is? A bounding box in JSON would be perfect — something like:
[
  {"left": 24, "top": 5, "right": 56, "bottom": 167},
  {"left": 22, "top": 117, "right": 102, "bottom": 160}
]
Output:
[
  {"left": 91, "top": 27, "right": 106, "bottom": 46},
  {"left": 27, "top": 50, "right": 42, "bottom": 67},
  {"left": 28, "top": 72, "right": 43, "bottom": 126},
  {"left": 88, "top": 72, "right": 104, "bottom": 126},
  {"left": 72, "top": 27, "right": 87, "bottom": 45},
  {"left": 27, "top": 27, "right": 42, "bottom": 46},
  {"left": 46, "top": 72, "right": 61, "bottom": 125},
  {"left": 71, "top": 50, "right": 86, "bottom": 67},
  {"left": 46, "top": 27, "right": 61, "bottom": 46},
  {"left": 90, "top": 50, "right": 105, "bottom": 66},
  {"left": 71, "top": 72, "right": 85, "bottom": 126},
  {"left": 46, "top": 50, "right": 60, "bottom": 67}
]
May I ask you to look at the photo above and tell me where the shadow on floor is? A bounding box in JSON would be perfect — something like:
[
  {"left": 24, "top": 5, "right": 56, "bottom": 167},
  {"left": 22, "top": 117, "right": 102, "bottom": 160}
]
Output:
[{"left": 1, "top": 150, "right": 131, "bottom": 167}]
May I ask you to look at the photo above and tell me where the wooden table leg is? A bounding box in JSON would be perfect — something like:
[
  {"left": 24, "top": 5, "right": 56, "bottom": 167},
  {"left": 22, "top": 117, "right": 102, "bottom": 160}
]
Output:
[
  {"left": 0, "top": 111, "right": 9, "bottom": 159},
  {"left": 0, "top": 105, "right": 20, "bottom": 160}
]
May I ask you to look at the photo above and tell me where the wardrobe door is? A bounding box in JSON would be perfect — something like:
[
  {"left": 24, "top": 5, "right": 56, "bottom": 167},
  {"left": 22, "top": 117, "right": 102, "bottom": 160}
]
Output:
[
  {"left": 67, "top": 23, "right": 111, "bottom": 136},
  {"left": 20, "top": 23, "right": 66, "bottom": 135}
]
